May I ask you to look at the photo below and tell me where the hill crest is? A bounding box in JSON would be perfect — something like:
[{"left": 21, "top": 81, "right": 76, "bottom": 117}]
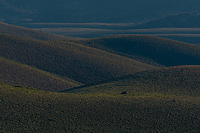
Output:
[
  {"left": 63, "top": 65, "right": 200, "bottom": 96},
  {"left": 74, "top": 35, "right": 200, "bottom": 67},
  {"left": 0, "top": 57, "right": 82, "bottom": 91}
]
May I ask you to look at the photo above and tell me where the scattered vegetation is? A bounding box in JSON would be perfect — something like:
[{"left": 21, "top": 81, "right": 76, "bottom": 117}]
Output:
[
  {"left": 1, "top": 84, "right": 200, "bottom": 132},
  {"left": 1, "top": 22, "right": 200, "bottom": 132},
  {"left": 64, "top": 65, "right": 200, "bottom": 97}
]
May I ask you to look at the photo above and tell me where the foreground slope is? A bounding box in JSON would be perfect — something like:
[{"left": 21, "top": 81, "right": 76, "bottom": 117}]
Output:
[
  {"left": 75, "top": 35, "right": 200, "bottom": 66},
  {"left": 0, "top": 33, "right": 156, "bottom": 84},
  {"left": 1, "top": 84, "right": 200, "bottom": 132},
  {"left": 64, "top": 65, "right": 200, "bottom": 96},
  {"left": 0, "top": 22, "right": 76, "bottom": 40},
  {"left": 0, "top": 57, "right": 81, "bottom": 91}
]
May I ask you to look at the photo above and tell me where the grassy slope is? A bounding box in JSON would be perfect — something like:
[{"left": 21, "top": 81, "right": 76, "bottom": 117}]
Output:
[
  {"left": 64, "top": 65, "right": 200, "bottom": 97},
  {"left": 0, "top": 57, "right": 82, "bottom": 92},
  {"left": 74, "top": 35, "right": 200, "bottom": 66},
  {"left": 1, "top": 84, "right": 200, "bottom": 132},
  {"left": 0, "top": 33, "right": 157, "bottom": 84},
  {"left": 0, "top": 22, "right": 76, "bottom": 40}
]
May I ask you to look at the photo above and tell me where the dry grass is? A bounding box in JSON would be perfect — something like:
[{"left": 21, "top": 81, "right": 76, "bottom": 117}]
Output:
[{"left": 1, "top": 84, "right": 200, "bottom": 132}]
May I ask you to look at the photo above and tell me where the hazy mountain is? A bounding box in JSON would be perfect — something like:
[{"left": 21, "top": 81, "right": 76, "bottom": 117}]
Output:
[
  {"left": 1, "top": 0, "right": 200, "bottom": 24},
  {"left": 135, "top": 12, "right": 200, "bottom": 29}
]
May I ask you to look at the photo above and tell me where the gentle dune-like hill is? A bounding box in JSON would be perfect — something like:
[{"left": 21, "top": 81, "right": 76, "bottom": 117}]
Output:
[
  {"left": 0, "top": 22, "right": 75, "bottom": 40},
  {"left": 64, "top": 65, "right": 200, "bottom": 96},
  {"left": 0, "top": 33, "right": 157, "bottom": 84},
  {"left": 75, "top": 35, "right": 200, "bottom": 66},
  {"left": 0, "top": 57, "right": 82, "bottom": 91},
  {"left": 1, "top": 83, "right": 200, "bottom": 132}
]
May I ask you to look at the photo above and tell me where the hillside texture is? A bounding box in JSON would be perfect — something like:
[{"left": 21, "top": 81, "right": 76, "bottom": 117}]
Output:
[
  {"left": 64, "top": 65, "right": 200, "bottom": 97},
  {"left": 1, "top": 84, "right": 200, "bottom": 132},
  {"left": 75, "top": 35, "right": 200, "bottom": 66},
  {"left": 0, "top": 57, "right": 81, "bottom": 91},
  {"left": 0, "top": 33, "right": 156, "bottom": 84}
]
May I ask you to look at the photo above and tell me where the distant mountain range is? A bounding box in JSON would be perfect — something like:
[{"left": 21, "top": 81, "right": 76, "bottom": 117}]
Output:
[
  {"left": 1, "top": 0, "right": 200, "bottom": 24},
  {"left": 134, "top": 12, "right": 200, "bottom": 29}
]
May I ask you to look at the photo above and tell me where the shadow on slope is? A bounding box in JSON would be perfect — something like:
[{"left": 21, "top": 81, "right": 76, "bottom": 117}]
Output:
[
  {"left": 63, "top": 65, "right": 200, "bottom": 97},
  {"left": 0, "top": 57, "right": 82, "bottom": 91},
  {"left": 74, "top": 35, "right": 200, "bottom": 66},
  {"left": 0, "top": 33, "right": 157, "bottom": 84}
]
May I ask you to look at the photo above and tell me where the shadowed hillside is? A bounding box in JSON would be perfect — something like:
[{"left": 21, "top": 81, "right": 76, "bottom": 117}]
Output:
[
  {"left": 0, "top": 57, "right": 82, "bottom": 91},
  {"left": 0, "top": 22, "right": 76, "bottom": 40},
  {"left": 64, "top": 65, "right": 200, "bottom": 97},
  {"left": 0, "top": 33, "right": 157, "bottom": 84},
  {"left": 75, "top": 35, "right": 200, "bottom": 66}
]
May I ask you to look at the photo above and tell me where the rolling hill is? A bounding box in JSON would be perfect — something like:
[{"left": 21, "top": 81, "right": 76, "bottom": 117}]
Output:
[
  {"left": 74, "top": 35, "right": 200, "bottom": 66},
  {"left": 0, "top": 22, "right": 75, "bottom": 40},
  {"left": 0, "top": 57, "right": 82, "bottom": 92},
  {"left": 63, "top": 65, "right": 200, "bottom": 97},
  {"left": 1, "top": 82, "right": 200, "bottom": 132},
  {"left": 0, "top": 33, "right": 157, "bottom": 84}
]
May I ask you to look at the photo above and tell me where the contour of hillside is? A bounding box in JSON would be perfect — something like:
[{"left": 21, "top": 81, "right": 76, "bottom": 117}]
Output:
[
  {"left": 0, "top": 33, "right": 157, "bottom": 84},
  {"left": 74, "top": 35, "right": 200, "bottom": 66},
  {"left": 1, "top": 83, "right": 200, "bottom": 132},
  {"left": 64, "top": 65, "right": 200, "bottom": 97},
  {"left": 0, "top": 22, "right": 76, "bottom": 40},
  {"left": 0, "top": 57, "right": 82, "bottom": 91}
]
